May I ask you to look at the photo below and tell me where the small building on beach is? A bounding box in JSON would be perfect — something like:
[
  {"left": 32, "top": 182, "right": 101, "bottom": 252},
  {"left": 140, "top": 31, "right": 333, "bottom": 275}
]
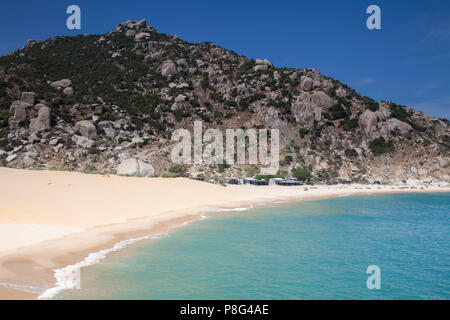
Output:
[{"left": 243, "top": 178, "right": 269, "bottom": 186}]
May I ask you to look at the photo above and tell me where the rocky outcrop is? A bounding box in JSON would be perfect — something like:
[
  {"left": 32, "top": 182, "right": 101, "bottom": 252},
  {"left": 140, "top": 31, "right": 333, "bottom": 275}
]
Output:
[
  {"left": 50, "top": 79, "right": 72, "bottom": 88},
  {"left": 300, "top": 76, "right": 313, "bottom": 91},
  {"left": 74, "top": 120, "right": 97, "bottom": 138},
  {"left": 161, "top": 60, "right": 177, "bottom": 77},
  {"left": 63, "top": 87, "right": 74, "bottom": 95},
  {"left": 135, "top": 32, "right": 150, "bottom": 41},
  {"left": 72, "top": 135, "right": 94, "bottom": 148},
  {"left": 386, "top": 118, "right": 412, "bottom": 135},
  {"left": 292, "top": 93, "right": 325, "bottom": 123},
  {"left": 125, "top": 30, "right": 136, "bottom": 37},
  {"left": 359, "top": 110, "right": 378, "bottom": 137},
  {"left": 21, "top": 92, "right": 36, "bottom": 105},
  {"left": 406, "top": 178, "right": 422, "bottom": 187},
  {"left": 6, "top": 155, "right": 17, "bottom": 163},
  {"left": 29, "top": 104, "right": 51, "bottom": 133},
  {"left": 254, "top": 58, "right": 272, "bottom": 71},
  {"left": 10, "top": 101, "right": 29, "bottom": 123},
  {"left": 23, "top": 154, "right": 35, "bottom": 167},
  {"left": 116, "top": 159, "right": 155, "bottom": 176},
  {"left": 311, "top": 91, "right": 334, "bottom": 109}
]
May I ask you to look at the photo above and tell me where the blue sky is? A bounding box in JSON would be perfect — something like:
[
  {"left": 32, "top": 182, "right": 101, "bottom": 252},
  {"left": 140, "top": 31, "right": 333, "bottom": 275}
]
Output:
[{"left": 0, "top": 0, "right": 449, "bottom": 119}]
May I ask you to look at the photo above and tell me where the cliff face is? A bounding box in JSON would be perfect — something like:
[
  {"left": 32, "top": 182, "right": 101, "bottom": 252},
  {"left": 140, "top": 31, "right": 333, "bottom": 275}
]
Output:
[{"left": 0, "top": 19, "right": 449, "bottom": 183}]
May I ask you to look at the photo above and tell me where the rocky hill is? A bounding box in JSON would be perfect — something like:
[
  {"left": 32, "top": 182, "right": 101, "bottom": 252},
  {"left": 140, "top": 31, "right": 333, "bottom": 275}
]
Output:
[{"left": 0, "top": 19, "right": 449, "bottom": 184}]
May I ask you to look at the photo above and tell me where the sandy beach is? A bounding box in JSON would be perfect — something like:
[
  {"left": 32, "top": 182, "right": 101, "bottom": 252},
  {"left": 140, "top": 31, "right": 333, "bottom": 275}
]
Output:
[{"left": 0, "top": 167, "right": 448, "bottom": 299}]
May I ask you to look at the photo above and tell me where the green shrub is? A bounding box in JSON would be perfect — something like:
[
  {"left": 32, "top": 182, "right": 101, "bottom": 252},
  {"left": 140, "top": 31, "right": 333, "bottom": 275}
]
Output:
[
  {"left": 292, "top": 167, "right": 312, "bottom": 181},
  {"left": 299, "top": 128, "right": 309, "bottom": 138},
  {"left": 284, "top": 155, "right": 293, "bottom": 164},
  {"left": 169, "top": 164, "right": 189, "bottom": 177},
  {"left": 390, "top": 103, "right": 410, "bottom": 122},
  {"left": 342, "top": 117, "right": 358, "bottom": 131},
  {"left": 218, "top": 162, "right": 230, "bottom": 173},
  {"left": 363, "top": 96, "right": 379, "bottom": 111},
  {"left": 369, "top": 137, "right": 394, "bottom": 155},
  {"left": 345, "top": 148, "right": 358, "bottom": 157},
  {"left": 327, "top": 103, "right": 349, "bottom": 120},
  {"left": 269, "top": 99, "right": 291, "bottom": 115},
  {"left": 239, "top": 98, "right": 249, "bottom": 111},
  {"left": 160, "top": 172, "right": 177, "bottom": 178}
]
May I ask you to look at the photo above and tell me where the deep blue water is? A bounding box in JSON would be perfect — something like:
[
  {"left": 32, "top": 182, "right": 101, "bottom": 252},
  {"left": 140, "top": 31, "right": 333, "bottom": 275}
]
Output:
[{"left": 58, "top": 193, "right": 450, "bottom": 300}]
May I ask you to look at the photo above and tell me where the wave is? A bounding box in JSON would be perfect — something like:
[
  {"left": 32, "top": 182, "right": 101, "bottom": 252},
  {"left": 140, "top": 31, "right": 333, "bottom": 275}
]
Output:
[
  {"left": 38, "top": 206, "right": 250, "bottom": 299},
  {"left": 203, "top": 207, "right": 250, "bottom": 213},
  {"left": 38, "top": 213, "right": 214, "bottom": 300},
  {"left": 169, "top": 215, "right": 208, "bottom": 229},
  {"left": 0, "top": 281, "right": 46, "bottom": 295},
  {"left": 38, "top": 233, "right": 167, "bottom": 300}
]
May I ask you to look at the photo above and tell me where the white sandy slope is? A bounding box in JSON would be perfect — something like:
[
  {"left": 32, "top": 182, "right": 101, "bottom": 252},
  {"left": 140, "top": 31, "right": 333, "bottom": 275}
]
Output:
[{"left": 0, "top": 224, "right": 82, "bottom": 252}]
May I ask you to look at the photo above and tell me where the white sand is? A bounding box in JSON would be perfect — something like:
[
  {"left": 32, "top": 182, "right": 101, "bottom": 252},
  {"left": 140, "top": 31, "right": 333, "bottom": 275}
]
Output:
[{"left": 0, "top": 224, "right": 82, "bottom": 252}]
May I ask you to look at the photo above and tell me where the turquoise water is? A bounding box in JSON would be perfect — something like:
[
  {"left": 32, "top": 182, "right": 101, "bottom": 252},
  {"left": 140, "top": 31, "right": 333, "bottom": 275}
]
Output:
[{"left": 58, "top": 193, "right": 450, "bottom": 300}]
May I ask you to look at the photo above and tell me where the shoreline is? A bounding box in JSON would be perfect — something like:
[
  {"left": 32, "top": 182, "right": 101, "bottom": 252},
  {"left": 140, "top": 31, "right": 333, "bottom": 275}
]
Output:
[{"left": 0, "top": 167, "right": 449, "bottom": 300}]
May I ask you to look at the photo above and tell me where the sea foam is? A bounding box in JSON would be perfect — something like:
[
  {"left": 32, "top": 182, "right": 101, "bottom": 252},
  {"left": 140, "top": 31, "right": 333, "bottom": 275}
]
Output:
[
  {"left": 38, "top": 234, "right": 166, "bottom": 299},
  {"left": 204, "top": 207, "right": 250, "bottom": 213},
  {"left": 39, "top": 207, "right": 248, "bottom": 299}
]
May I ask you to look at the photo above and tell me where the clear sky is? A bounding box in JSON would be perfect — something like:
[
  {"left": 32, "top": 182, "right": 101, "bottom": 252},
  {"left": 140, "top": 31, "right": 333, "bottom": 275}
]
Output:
[{"left": 0, "top": 0, "right": 449, "bottom": 119}]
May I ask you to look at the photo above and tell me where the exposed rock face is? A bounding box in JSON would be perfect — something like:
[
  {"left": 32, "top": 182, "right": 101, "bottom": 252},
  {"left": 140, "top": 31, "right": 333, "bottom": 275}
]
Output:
[
  {"left": 300, "top": 76, "right": 313, "bottom": 91},
  {"left": 63, "top": 87, "right": 74, "bottom": 95},
  {"left": 29, "top": 104, "right": 51, "bottom": 133},
  {"left": 135, "top": 32, "right": 150, "bottom": 41},
  {"left": 103, "top": 127, "right": 116, "bottom": 139},
  {"left": 72, "top": 135, "right": 94, "bottom": 148},
  {"left": 359, "top": 110, "right": 378, "bottom": 137},
  {"left": 10, "top": 101, "right": 29, "bottom": 122},
  {"left": 23, "top": 155, "right": 35, "bottom": 166},
  {"left": 386, "top": 118, "right": 412, "bottom": 135},
  {"left": 254, "top": 58, "right": 272, "bottom": 71},
  {"left": 174, "top": 94, "right": 186, "bottom": 102},
  {"left": 50, "top": 79, "right": 72, "bottom": 88},
  {"left": 6, "top": 155, "right": 17, "bottom": 163},
  {"left": 311, "top": 91, "right": 334, "bottom": 109},
  {"left": 161, "top": 60, "right": 177, "bottom": 77},
  {"left": 116, "top": 159, "right": 155, "bottom": 176},
  {"left": 74, "top": 120, "right": 97, "bottom": 138},
  {"left": 255, "top": 58, "right": 272, "bottom": 66},
  {"left": 259, "top": 106, "right": 285, "bottom": 127},
  {"left": 21, "top": 92, "right": 36, "bottom": 105},
  {"left": 406, "top": 178, "right": 422, "bottom": 187},
  {"left": 138, "top": 160, "right": 155, "bottom": 176},
  {"left": 125, "top": 30, "right": 136, "bottom": 37},
  {"left": 292, "top": 93, "right": 325, "bottom": 123},
  {"left": 26, "top": 39, "right": 41, "bottom": 47}
]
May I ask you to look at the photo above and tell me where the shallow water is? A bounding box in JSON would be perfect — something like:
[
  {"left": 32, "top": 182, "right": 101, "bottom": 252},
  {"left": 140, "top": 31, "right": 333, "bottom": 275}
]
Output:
[{"left": 56, "top": 193, "right": 450, "bottom": 300}]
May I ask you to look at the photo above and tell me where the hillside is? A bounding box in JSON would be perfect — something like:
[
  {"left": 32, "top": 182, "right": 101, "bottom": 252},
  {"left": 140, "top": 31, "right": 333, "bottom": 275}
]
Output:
[{"left": 0, "top": 19, "right": 449, "bottom": 184}]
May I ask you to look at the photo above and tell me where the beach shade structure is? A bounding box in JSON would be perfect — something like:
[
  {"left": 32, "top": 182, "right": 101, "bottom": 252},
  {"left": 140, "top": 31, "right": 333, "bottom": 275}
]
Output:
[
  {"left": 225, "top": 178, "right": 241, "bottom": 185},
  {"left": 275, "top": 179, "right": 303, "bottom": 186},
  {"left": 192, "top": 175, "right": 205, "bottom": 181}
]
